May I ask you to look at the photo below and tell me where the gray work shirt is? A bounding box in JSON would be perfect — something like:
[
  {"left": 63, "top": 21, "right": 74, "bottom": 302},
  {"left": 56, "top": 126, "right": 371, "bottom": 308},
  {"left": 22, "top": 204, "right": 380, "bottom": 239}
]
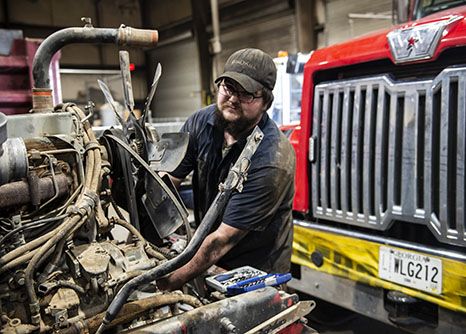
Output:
[{"left": 171, "top": 104, "right": 295, "bottom": 273}]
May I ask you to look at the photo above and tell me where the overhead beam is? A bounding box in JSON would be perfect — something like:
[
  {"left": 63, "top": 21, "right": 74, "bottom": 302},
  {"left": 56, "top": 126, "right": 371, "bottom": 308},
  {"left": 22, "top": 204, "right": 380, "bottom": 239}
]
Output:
[
  {"left": 295, "top": 0, "right": 317, "bottom": 52},
  {"left": 191, "top": 0, "right": 213, "bottom": 106}
]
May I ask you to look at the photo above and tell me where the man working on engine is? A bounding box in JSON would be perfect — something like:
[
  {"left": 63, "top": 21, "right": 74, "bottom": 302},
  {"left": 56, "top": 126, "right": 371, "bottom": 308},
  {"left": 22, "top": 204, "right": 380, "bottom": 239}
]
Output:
[{"left": 159, "top": 48, "right": 295, "bottom": 291}]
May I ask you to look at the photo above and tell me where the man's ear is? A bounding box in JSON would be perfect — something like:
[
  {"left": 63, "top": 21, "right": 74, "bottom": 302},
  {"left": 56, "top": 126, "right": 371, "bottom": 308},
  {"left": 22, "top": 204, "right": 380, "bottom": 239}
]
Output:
[{"left": 263, "top": 98, "right": 273, "bottom": 111}]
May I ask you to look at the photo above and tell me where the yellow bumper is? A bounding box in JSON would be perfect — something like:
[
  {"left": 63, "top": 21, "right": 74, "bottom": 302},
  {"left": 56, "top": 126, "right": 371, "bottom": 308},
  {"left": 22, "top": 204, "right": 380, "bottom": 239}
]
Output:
[{"left": 292, "top": 225, "right": 466, "bottom": 313}]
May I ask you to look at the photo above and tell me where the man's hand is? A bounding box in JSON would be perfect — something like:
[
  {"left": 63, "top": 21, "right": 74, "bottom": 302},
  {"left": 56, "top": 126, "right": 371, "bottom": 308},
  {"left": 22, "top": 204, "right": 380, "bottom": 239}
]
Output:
[{"left": 156, "top": 223, "right": 248, "bottom": 291}]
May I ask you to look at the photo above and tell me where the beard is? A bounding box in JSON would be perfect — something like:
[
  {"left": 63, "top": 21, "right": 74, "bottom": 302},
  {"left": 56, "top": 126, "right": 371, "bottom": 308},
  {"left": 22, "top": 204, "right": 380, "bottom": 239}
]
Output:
[{"left": 214, "top": 101, "right": 260, "bottom": 139}]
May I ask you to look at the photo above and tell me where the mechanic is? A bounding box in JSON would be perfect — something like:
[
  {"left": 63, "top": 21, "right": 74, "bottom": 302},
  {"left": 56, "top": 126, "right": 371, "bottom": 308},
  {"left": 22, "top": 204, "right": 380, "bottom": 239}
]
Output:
[{"left": 159, "top": 48, "right": 295, "bottom": 291}]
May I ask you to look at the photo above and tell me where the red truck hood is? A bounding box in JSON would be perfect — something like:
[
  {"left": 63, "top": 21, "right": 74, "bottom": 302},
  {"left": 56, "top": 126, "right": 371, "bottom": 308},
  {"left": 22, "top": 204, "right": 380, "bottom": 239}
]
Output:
[
  {"left": 307, "top": 5, "right": 466, "bottom": 71},
  {"left": 293, "top": 5, "right": 466, "bottom": 213}
]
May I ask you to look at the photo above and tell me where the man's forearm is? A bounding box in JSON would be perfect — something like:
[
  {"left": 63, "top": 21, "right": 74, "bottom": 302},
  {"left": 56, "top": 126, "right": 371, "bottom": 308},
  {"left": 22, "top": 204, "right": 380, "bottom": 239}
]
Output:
[
  {"left": 161, "top": 234, "right": 228, "bottom": 290},
  {"left": 159, "top": 224, "right": 247, "bottom": 290}
]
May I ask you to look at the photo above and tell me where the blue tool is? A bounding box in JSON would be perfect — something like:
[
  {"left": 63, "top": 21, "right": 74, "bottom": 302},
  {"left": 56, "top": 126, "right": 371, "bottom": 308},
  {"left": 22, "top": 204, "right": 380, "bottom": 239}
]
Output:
[
  {"left": 205, "top": 266, "right": 266, "bottom": 292},
  {"left": 226, "top": 273, "right": 292, "bottom": 295}
]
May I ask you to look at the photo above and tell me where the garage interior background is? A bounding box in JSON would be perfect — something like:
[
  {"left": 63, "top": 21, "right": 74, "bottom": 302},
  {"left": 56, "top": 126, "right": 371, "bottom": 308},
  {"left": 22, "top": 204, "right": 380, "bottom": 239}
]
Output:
[{"left": 0, "top": 0, "right": 393, "bottom": 120}]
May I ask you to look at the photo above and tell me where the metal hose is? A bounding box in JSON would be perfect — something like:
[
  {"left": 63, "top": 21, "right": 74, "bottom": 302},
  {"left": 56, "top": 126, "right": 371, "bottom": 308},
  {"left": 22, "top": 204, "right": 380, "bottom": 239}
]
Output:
[
  {"left": 0, "top": 230, "right": 55, "bottom": 265},
  {"left": 0, "top": 243, "right": 56, "bottom": 275},
  {"left": 24, "top": 215, "right": 82, "bottom": 323}
]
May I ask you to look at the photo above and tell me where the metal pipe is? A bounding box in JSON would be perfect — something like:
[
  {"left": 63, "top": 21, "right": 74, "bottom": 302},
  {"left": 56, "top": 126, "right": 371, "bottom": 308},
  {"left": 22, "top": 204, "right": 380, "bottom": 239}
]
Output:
[
  {"left": 63, "top": 293, "right": 202, "bottom": 334},
  {"left": 210, "top": 0, "right": 221, "bottom": 54},
  {"left": 32, "top": 25, "right": 158, "bottom": 90},
  {"left": 31, "top": 25, "right": 158, "bottom": 112},
  {"left": 210, "top": 0, "right": 222, "bottom": 80},
  {"left": 0, "top": 174, "right": 70, "bottom": 209}
]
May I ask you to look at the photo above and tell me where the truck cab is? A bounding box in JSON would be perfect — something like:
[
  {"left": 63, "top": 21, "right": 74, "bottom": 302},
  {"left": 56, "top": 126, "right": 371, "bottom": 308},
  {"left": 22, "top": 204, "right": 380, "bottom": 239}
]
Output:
[{"left": 289, "top": 1, "right": 466, "bottom": 332}]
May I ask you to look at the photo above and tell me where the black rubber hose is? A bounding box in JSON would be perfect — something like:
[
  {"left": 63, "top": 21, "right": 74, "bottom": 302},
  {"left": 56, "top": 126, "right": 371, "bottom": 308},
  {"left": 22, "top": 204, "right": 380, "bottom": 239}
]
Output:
[
  {"left": 96, "top": 188, "right": 232, "bottom": 333},
  {"left": 33, "top": 26, "right": 158, "bottom": 89},
  {"left": 0, "top": 214, "right": 67, "bottom": 247}
]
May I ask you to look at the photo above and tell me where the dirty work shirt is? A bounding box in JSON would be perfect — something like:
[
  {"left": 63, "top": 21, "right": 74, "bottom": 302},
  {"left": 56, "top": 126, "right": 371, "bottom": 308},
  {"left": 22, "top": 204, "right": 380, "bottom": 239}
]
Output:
[{"left": 171, "top": 104, "right": 295, "bottom": 273}]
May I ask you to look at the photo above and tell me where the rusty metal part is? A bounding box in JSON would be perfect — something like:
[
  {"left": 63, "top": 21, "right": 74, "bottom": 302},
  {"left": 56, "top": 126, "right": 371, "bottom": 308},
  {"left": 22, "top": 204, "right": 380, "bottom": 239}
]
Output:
[
  {"left": 111, "top": 217, "right": 166, "bottom": 261},
  {"left": 31, "top": 88, "right": 53, "bottom": 113},
  {"left": 23, "top": 137, "right": 70, "bottom": 152},
  {"left": 62, "top": 293, "right": 202, "bottom": 334},
  {"left": 71, "top": 243, "right": 110, "bottom": 276},
  {"left": 27, "top": 171, "right": 40, "bottom": 207},
  {"left": 0, "top": 174, "right": 69, "bottom": 208},
  {"left": 126, "top": 288, "right": 299, "bottom": 334},
  {"left": 117, "top": 25, "right": 158, "bottom": 47}
]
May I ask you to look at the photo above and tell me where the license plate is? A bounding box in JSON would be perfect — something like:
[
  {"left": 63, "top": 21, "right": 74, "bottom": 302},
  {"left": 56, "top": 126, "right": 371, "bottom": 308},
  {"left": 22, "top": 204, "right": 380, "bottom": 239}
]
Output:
[{"left": 378, "top": 246, "right": 442, "bottom": 295}]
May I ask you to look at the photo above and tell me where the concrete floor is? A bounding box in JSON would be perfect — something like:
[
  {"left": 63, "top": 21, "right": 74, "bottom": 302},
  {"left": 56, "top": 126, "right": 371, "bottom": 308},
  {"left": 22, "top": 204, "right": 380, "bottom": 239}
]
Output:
[{"left": 310, "top": 313, "right": 409, "bottom": 334}]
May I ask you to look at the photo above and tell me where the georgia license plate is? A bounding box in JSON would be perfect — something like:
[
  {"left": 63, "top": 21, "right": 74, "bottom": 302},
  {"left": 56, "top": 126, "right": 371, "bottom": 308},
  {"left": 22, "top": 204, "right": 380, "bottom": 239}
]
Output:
[{"left": 378, "top": 246, "right": 442, "bottom": 295}]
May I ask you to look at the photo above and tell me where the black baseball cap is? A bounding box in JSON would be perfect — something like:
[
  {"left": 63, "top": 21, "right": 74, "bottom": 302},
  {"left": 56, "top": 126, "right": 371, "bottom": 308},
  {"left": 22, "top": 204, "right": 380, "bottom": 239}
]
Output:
[{"left": 215, "top": 48, "right": 276, "bottom": 93}]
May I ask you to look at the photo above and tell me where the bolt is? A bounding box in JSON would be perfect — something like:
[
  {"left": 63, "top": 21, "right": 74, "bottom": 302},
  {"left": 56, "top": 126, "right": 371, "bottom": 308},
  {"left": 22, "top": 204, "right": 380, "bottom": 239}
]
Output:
[
  {"left": 314, "top": 283, "right": 320, "bottom": 289},
  {"left": 17, "top": 278, "right": 25, "bottom": 286},
  {"left": 220, "top": 317, "right": 238, "bottom": 333}
]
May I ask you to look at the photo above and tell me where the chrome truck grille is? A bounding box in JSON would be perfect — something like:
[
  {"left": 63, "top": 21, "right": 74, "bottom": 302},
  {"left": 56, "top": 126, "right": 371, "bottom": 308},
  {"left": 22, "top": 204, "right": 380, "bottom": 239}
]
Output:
[{"left": 310, "top": 66, "right": 466, "bottom": 247}]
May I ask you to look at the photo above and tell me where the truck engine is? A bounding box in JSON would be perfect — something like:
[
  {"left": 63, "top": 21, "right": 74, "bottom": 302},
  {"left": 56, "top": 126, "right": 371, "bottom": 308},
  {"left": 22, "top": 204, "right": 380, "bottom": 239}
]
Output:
[{"left": 0, "top": 23, "right": 313, "bottom": 334}]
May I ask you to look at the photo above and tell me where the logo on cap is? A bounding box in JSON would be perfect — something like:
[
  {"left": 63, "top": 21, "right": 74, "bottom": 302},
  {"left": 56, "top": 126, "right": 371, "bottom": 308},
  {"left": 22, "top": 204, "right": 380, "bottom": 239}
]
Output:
[{"left": 231, "top": 59, "right": 257, "bottom": 72}]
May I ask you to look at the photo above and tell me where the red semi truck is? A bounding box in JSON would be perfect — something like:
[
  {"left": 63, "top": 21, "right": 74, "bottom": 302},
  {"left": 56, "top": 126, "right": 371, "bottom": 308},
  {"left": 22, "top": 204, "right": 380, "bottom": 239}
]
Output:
[{"left": 288, "top": 1, "right": 466, "bottom": 332}]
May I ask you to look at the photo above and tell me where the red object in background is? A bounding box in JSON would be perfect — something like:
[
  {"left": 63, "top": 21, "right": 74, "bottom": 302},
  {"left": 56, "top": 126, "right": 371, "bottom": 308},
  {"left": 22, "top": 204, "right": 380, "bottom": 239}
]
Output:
[
  {"left": 278, "top": 321, "right": 310, "bottom": 334},
  {"left": 293, "top": 5, "right": 466, "bottom": 214},
  {"left": 0, "top": 31, "right": 61, "bottom": 115},
  {"left": 129, "top": 63, "right": 136, "bottom": 71},
  {"left": 280, "top": 124, "right": 302, "bottom": 211}
]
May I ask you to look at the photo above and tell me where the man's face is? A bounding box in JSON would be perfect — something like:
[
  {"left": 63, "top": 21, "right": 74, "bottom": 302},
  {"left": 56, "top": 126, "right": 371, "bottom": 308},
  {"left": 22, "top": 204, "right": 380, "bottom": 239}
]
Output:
[{"left": 216, "top": 79, "right": 265, "bottom": 136}]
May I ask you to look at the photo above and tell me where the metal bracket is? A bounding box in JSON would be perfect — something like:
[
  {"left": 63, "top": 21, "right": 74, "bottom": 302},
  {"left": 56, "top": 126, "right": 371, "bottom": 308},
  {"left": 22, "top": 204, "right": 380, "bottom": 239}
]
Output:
[{"left": 219, "top": 126, "right": 264, "bottom": 193}]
